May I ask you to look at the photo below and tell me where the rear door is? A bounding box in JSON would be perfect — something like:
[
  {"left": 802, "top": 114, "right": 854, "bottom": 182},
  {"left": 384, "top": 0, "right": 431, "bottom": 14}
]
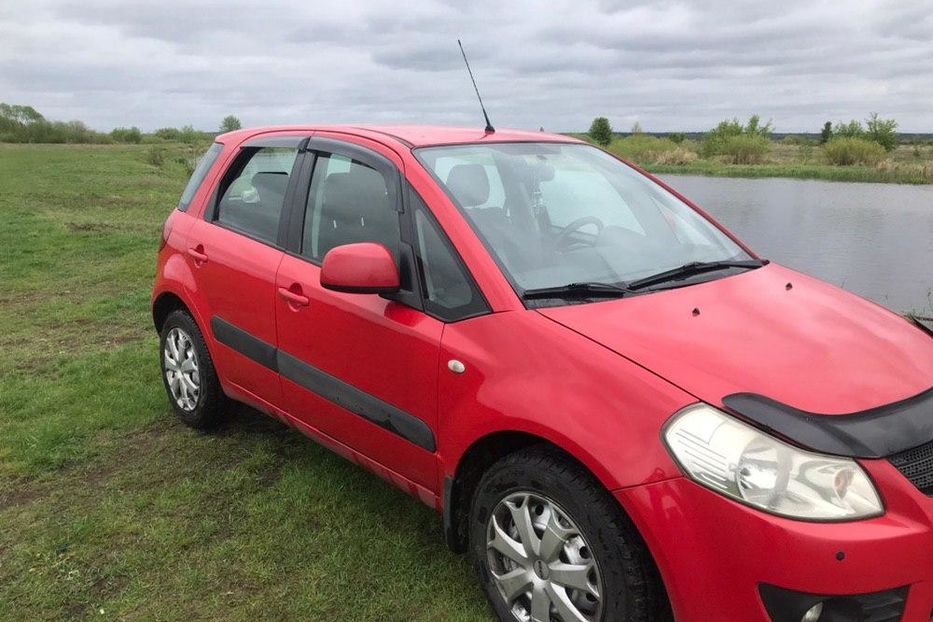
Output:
[
  {"left": 274, "top": 137, "right": 442, "bottom": 491},
  {"left": 188, "top": 135, "right": 303, "bottom": 407}
]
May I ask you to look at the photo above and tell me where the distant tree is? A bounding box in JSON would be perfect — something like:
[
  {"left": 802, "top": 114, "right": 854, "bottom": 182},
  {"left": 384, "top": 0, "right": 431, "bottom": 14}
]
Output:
[
  {"left": 668, "top": 132, "right": 686, "bottom": 144},
  {"left": 111, "top": 126, "right": 142, "bottom": 143},
  {"left": 0, "top": 103, "right": 110, "bottom": 144},
  {"left": 701, "top": 115, "right": 772, "bottom": 162},
  {"left": 833, "top": 120, "right": 864, "bottom": 139},
  {"left": 743, "top": 114, "right": 773, "bottom": 138},
  {"left": 0, "top": 103, "right": 45, "bottom": 124},
  {"left": 630, "top": 121, "right": 643, "bottom": 135},
  {"left": 588, "top": 117, "right": 613, "bottom": 146},
  {"left": 178, "top": 125, "right": 200, "bottom": 144},
  {"left": 865, "top": 112, "right": 898, "bottom": 152},
  {"left": 820, "top": 121, "right": 833, "bottom": 144},
  {"left": 153, "top": 127, "right": 181, "bottom": 140},
  {"left": 220, "top": 115, "right": 242, "bottom": 133}
]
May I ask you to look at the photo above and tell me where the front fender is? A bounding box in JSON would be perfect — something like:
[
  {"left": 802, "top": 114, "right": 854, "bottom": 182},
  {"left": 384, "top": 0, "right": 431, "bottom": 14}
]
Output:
[{"left": 437, "top": 310, "right": 693, "bottom": 493}]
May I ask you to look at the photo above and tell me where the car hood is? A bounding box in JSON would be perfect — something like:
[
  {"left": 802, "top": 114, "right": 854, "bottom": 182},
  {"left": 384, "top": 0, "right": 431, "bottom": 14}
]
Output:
[{"left": 538, "top": 263, "right": 933, "bottom": 415}]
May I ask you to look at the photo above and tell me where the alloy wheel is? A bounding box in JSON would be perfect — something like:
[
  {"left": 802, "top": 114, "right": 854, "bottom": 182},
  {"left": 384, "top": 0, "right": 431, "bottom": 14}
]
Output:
[
  {"left": 163, "top": 327, "right": 200, "bottom": 411},
  {"left": 486, "top": 491, "right": 603, "bottom": 622}
]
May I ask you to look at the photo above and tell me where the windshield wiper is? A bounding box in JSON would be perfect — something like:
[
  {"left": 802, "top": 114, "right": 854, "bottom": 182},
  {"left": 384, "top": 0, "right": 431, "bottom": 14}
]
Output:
[
  {"left": 521, "top": 281, "right": 634, "bottom": 300},
  {"left": 521, "top": 260, "right": 765, "bottom": 301},
  {"left": 624, "top": 259, "right": 766, "bottom": 291}
]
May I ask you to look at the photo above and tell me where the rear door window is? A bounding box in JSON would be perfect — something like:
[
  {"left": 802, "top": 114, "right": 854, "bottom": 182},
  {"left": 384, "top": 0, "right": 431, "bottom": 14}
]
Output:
[
  {"left": 215, "top": 147, "right": 299, "bottom": 244},
  {"left": 178, "top": 142, "right": 223, "bottom": 212}
]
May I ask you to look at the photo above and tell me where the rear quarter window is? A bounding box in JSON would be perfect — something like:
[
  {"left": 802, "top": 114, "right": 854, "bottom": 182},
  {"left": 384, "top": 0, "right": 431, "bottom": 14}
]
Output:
[{"left": 177, "top": 142, "right": 223, "bottom": 212}]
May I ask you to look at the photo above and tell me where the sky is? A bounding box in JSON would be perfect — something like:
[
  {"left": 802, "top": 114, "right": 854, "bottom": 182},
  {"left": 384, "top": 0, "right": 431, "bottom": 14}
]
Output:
[{"left": 2, "top": 0, "right": 933, "bottom": 133}]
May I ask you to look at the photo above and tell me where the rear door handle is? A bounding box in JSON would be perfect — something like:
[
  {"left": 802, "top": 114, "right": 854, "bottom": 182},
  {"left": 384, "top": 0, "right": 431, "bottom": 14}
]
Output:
[
  {"left": 187, "top": 245, "right": 208, "bottom": 263},
  {"left": 278, "top": 287, "right": 309, "bottom": 307}
]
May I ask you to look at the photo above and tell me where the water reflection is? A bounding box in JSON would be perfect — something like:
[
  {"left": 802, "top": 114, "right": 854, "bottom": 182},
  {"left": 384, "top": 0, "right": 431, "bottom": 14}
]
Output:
[{"left": 661, "top": 175, "right": 933, "bottom": 316}]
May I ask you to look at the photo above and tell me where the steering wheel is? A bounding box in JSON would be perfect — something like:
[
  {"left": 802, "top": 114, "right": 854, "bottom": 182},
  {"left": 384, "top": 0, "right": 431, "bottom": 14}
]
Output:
[{"left": 555, "top": 216, "right": 605, "bottom": 250}]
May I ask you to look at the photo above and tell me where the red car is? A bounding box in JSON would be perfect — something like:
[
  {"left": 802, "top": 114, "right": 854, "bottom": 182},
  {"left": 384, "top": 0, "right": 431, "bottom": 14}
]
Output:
[{"left": 152, "top": 125, "right": 933, "bottom": 622}]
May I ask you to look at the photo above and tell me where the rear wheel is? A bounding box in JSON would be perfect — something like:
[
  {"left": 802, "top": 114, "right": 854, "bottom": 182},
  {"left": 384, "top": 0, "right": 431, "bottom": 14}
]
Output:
[
  {"left": 470, "top": 448, "right": 660, "bottom": 622},
  {"left": 159, "top": 310, "right": 226, "bottom": 429}
]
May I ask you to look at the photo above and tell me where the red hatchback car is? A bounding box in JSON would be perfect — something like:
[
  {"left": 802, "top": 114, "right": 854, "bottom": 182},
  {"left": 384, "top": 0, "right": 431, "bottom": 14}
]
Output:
[{"left": 152, "top": 125, "right": 933, "bottom": 622}]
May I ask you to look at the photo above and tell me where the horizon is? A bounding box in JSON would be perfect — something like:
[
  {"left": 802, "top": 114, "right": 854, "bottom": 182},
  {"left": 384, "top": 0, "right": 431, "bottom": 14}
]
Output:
[{"left": 8, "top": 110, "right": 933, "bottom": 138}]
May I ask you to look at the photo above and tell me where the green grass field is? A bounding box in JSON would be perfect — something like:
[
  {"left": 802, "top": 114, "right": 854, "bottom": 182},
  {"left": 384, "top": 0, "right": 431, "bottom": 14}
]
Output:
[{"left": 0, "top": 143, "right": 491, "bottom": 622}]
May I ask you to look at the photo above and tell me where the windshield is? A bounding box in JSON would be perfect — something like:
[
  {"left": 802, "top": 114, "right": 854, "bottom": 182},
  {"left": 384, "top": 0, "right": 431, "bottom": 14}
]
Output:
[{"left": 416, "top": 142, "right": 753, "bottom": 297}]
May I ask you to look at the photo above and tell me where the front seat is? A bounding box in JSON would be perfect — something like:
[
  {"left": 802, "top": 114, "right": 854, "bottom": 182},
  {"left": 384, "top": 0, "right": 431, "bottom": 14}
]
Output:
[
  {"left": 446, "top": 163, "right": 490, "bottom": 209},
  {"left": 316, "top": 167, "right": 393, "bottom": 258},
  {"left": 446, "top": 163, "right": 510, "bottom": 230},
  {"left": 445, "top": 163, "right": 543, "bottom": 272}
]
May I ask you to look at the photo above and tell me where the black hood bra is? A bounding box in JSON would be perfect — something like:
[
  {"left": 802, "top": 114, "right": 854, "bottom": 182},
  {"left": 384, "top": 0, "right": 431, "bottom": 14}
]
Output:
[
  {"left": 907, "top": 313, "right": 933, "bottom": 338},
  {"left": 723, "top": 385, "right": 933, "bottom": 459}
]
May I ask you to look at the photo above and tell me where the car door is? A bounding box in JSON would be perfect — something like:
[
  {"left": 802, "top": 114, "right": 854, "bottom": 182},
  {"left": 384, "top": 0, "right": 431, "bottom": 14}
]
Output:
[
  {"left": 188, "top": 135, "right": 303, "bottom": 408},
  {"left": 273, "top": 137, "right": 442, "bottom": 491}
]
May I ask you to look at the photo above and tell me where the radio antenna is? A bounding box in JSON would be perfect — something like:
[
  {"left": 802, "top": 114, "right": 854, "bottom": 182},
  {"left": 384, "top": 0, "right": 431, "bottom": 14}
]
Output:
[{"left": 457, "top": 39, "right": 494, "bottom": 133}]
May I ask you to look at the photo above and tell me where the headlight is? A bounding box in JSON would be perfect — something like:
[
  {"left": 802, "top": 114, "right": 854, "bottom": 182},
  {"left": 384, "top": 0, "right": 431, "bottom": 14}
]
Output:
[{"left": 663, "top": 404, "right": 883, "bottom": 521}]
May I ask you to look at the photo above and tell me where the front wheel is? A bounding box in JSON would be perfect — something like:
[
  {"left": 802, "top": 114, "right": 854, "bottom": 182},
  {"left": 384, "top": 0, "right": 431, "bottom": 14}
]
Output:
[{"left": 470, "top": 448, "right": 662, "bottom": 622}]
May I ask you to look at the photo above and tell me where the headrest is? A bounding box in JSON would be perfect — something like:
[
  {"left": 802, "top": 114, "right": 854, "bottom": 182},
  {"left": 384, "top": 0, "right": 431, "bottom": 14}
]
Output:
[
  {"left": 445, "top": 164, "right": 489, "bottom": 208},
  {"left": 251, "top": 171, "right": 289, "bottom": 196},
  {"left": 321, "top": 168, "right": 389, "bottom": 215}
]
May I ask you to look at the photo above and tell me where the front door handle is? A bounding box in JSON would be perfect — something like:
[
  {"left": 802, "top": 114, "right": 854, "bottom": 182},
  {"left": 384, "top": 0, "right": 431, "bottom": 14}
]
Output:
[
  {"left": 187, "top": 245, "right": 208, "bottom": 264},
  {"left": 278, "top": 286, "right": 310, "bottom": 307}
]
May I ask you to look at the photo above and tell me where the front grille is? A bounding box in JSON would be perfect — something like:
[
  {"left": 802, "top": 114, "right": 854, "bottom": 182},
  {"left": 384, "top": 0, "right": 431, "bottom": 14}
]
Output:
[
  {"left": 759, "top": 584, "right": 909, "bottom": 622},
  {"left": 889, "top": 439, "right": 933, "bottom": 495},
  {"left": 854, "top": 589, "right": 910, "bottom": 622}
]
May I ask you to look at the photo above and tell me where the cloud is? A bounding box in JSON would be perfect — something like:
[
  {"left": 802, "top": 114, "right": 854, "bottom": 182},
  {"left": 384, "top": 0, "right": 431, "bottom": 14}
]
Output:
[{"left": 2, "top": 0, "right": 932, "bottom": 132}]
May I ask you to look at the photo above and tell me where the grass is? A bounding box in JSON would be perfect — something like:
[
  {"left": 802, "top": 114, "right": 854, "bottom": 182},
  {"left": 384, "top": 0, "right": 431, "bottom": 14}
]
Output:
[{"left": 0, "top": 143, "right": 490, "bottom": 621}]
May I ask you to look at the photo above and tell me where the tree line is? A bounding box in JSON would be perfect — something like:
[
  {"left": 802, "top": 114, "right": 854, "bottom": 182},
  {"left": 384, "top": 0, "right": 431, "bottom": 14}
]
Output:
[
  {"left": 0, "top": 103, "right": 243, "bottom": 144},
  {"left": 589, "top": 113, "right": 902, "bottom": 166}
]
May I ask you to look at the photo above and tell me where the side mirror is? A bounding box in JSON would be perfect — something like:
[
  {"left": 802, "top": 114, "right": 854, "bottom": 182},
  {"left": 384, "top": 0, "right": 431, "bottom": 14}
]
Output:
[{"left": 320, "top": 242, "right": 400, "bottom": 295}]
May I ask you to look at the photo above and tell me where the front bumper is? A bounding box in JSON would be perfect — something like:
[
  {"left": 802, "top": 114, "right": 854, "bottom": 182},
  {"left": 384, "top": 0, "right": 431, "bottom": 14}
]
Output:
[{"left": 616, "top": 459, "right": 933, "bottom": 622}]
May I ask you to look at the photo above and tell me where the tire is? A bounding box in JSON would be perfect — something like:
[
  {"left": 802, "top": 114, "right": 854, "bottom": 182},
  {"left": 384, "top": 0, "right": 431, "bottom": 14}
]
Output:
[
  {"left": 469, "top": 447, "right": 661, "bottom": 622},
  {"left": 159, "top": 309, "right": 227, "bottom": 430}
]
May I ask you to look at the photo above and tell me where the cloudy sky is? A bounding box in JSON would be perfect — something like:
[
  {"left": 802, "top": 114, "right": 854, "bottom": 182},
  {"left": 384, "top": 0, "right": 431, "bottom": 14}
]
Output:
[{"left": 2, "top": 0, "right": 933, "bottom": 133}]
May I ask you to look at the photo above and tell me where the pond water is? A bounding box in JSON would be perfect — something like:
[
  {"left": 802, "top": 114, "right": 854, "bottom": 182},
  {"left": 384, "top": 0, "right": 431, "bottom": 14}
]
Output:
[{"left": 660, "top": 175, "right": 933, "bottom": 316}]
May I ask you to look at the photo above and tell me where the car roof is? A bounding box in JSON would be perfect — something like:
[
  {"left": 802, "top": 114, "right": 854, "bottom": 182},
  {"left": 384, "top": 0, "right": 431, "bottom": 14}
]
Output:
[{"left": 218, "top": 125, "right": 582, "bottom": 149}]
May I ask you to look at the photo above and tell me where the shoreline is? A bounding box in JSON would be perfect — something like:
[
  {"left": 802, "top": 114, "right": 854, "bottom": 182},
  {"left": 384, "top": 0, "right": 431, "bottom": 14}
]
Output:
[{"left": 643, "top": 162, "right": 933, "bottom": 186}]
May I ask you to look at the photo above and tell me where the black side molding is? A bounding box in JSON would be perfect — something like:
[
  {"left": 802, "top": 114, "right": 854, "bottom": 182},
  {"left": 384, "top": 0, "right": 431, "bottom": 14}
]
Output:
[
  {"left": 211, "top": 316, "right": 436, "bottom": 453},
  {"left": 211, "top": 317, "right": 278, "bottom": 370},
  {"left": 277, "top": 351, "right": 436, "bottom": 452},
  {"left": 723, "top": 386, "right": 933, "bottom": 459}
]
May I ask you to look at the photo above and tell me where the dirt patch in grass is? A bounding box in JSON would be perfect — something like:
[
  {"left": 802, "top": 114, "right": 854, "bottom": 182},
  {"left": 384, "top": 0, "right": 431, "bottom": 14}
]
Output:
[
  {"left": 0, "top": 422, "right": 171, "bottom": 511},
  {"left": 1, "top": 323, "right": 150, "bottom": 377},
  {"left": 65, "top": 221, "right": 116, "bottom": 233},
  {"left": 0, "top": 477, "right": 44, "bottom": 510}
]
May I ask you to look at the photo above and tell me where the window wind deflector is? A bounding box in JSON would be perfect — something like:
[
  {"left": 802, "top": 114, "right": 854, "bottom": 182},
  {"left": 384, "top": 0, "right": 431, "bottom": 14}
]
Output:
[
  {"left": 521, "top": 282, "right": 634, "bottom": 300},
  {"left": 624, "top": 259, "right": 765, "bottom": 291}
]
